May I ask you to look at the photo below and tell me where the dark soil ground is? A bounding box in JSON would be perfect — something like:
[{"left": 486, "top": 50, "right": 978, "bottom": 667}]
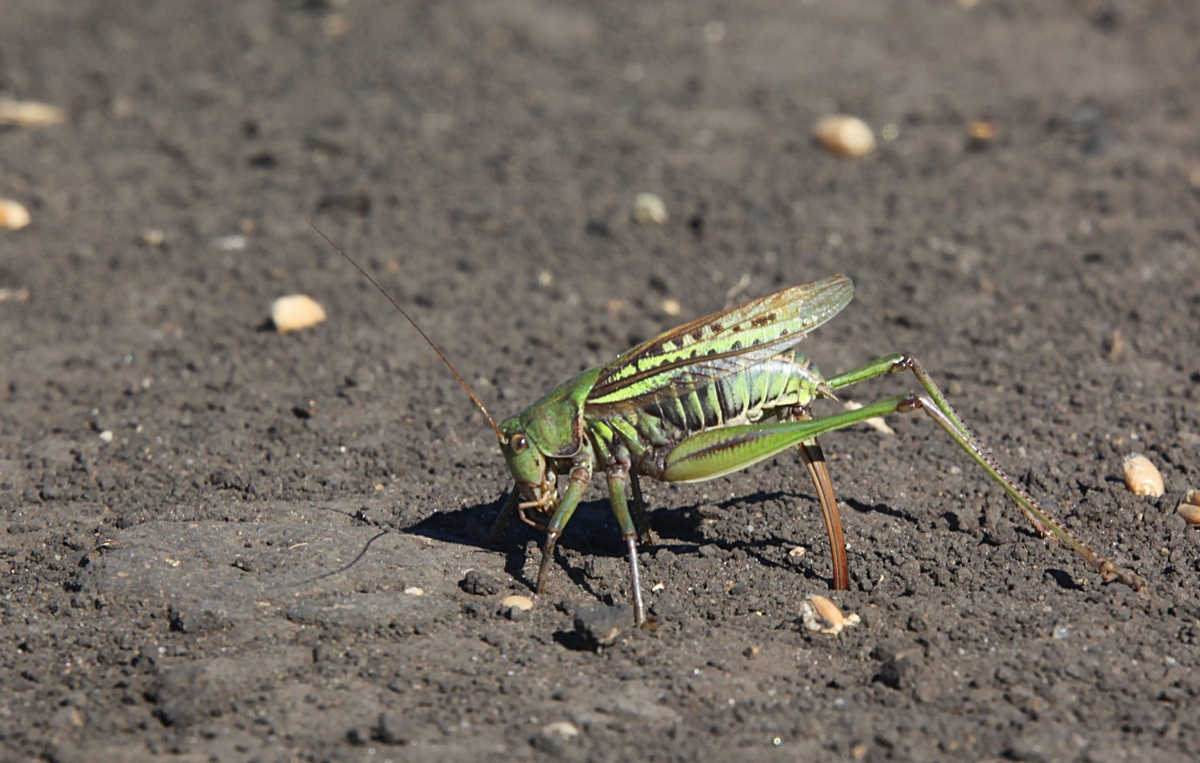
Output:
[{"left": 3, "top": 1, "right": 1200, "bottom": 761}]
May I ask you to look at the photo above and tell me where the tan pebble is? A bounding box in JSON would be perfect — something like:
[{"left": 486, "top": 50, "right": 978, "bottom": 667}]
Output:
[
  {"left": 321, "top": 13, "right": 352, "bottom": 36},
  {"left": 403, "top": 586, "right": 424, "bottom": 595},
  {"left": 1178, "top": 504, "right": 1200, "bottom": 525},
  {"left": 271, "top": 294, "right": 327, "bottom": 333},
  {"left": 500, "top": 595, "right": 534, "bottom": 611},
  {"left": 967, "top": 120, "right": 997, "bottom": 150},
  {"left": 661, "top": 298, "right": 681, "bottom": 316},
  {"left": 1183, "top": 488, "right": 1200, "bottom": 507},
  {"left": 800, "top": 594, "right": 860, "bottom": 636},
  {"left": 542, "top": 721, "right": 580, "bottom": 740},
  {"left": 814, "top": 115, "right": 875, "bottom": 158},
  {"left": 0, "top": 199, "right": 31, "bottom": 230},
  {"left": 1122, "top": 454, "right": 1164, "bottom": 497},
  {"left": 809, "top": 595, "right": 845, "bottom": 627},
  {"left": 603, "top": 298, "right": 628, "bottom": 316},
  {"left": 702, "top": 21, "right": 726, "bottom": 44},
  {"left": 842, "top": 400, "right": 895, "bottom": 434},
  {"left": 0, "top": 287, "right": 30, "bottom": 303},
  {"left": 0, "top": 98, "right": 65, "bottom": 127},
  {"left": 632, "top": 192, "right": 668, "bottom": 225},
  {"left": 788, "top": 546, "right": 806, "bottom": 558}
]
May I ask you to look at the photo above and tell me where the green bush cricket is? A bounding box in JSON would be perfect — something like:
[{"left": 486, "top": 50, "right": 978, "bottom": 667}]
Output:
[{"left": 316, "top": 226, "right": 1145, "bottom": 626}]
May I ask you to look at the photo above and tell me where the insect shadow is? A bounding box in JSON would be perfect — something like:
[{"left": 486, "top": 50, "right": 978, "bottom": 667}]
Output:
[
  {"left": 401, "top": 494, "right": 655, "bottom": 599},
  {"left": 401, "top": 484, "right": 851, "bottom": 592},
  {"left": 842, "top": 496, "right": 920, "bottom": 526}
]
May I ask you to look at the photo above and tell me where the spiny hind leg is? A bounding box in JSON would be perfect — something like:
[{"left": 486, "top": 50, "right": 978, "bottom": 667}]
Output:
[
  {"left": 825, "top": 354, "right": 1053, "bottom": 533},
  {"left": 824, "top": 354, "right": 1144, "bottom": 590}
]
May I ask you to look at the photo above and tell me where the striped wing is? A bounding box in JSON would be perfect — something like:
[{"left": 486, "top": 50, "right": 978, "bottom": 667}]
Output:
[{"left": 587, "top": 275, "right": 854, "bottom": 412}]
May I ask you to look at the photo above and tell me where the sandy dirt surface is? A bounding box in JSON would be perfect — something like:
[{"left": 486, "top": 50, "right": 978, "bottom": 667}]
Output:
[{"left": 2, "top": 1, "right": 1200, "bottom": 761}]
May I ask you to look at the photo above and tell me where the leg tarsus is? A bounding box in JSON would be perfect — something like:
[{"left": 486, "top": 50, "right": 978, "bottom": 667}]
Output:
[{"left": 623, "top": 534, "right": 647, "bottom": 627}]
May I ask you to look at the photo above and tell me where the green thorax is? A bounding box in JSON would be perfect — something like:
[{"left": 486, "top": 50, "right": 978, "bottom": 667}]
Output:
[{"left": 503, "top": 366, "right": 601, "bottom": 459}]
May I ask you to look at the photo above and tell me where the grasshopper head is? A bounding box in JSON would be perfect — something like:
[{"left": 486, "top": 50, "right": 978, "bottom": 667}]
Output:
[
  {"left": 499, "top": 416, "right": 555, "bottom": 511},
  {"left": 496, "top": 369, "right": 598, "bottom": 513}
]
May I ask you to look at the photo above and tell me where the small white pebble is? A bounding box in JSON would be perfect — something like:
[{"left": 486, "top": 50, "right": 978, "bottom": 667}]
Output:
[
  {"left": 1122, "top": 454, "right": 1164, "bottom": 497},
  {"left": 271, "top": 294, "right": 327, "bottom": 333},
  {"left": 98, "top": 430, "right": 114, "bottom": 443},
  {"left": 814, "top": 115, "right": 876, "bottom": 158},
  {"left": 215, "top": 234, "right": 246, "bottom": 251},
  {"left": 661, "top": 298, "right": 681, "bottom": 316},
  {"left": 0, "top": 199, "right": 31, "bottom": 230},
  {"left": 632, "top": 192, "right": 668, "bottom": 225},
  {"left": 651, "top": 582, "right": 665, "bottom": 592},
  {"left": 788, "top": 546, "right": 806, "bottom": 558},
  {"left": 403, "top": 586, "right": 425, "bottom": 596},
  {"left": 500, "top": 595, "right": 534, "bottom": 611}
]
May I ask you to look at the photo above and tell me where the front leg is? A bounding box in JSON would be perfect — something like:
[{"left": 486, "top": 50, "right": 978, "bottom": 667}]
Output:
[
  {"left": 487, "top": 486, "right": 521, "bottom": 546},
  {"left": 534, "top": 461, "right": 592, "bottom": 595},
  {"left": 607, "top": 459, "right": 648, "bottom": 626}
]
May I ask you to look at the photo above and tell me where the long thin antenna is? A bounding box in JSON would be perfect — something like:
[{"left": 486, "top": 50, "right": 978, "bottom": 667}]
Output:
[{"left": 307, "top": 220, "right": 503, "bottom": 440}]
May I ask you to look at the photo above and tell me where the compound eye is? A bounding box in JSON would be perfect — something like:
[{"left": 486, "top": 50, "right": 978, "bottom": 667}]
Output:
[{"left": 509, "top": 433, "right": 529, "bottom": 455}]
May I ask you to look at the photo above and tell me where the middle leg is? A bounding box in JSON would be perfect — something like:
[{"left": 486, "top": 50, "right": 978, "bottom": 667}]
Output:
[{"left": 607, "top": 459, "right": 648, "bottom": 626}]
